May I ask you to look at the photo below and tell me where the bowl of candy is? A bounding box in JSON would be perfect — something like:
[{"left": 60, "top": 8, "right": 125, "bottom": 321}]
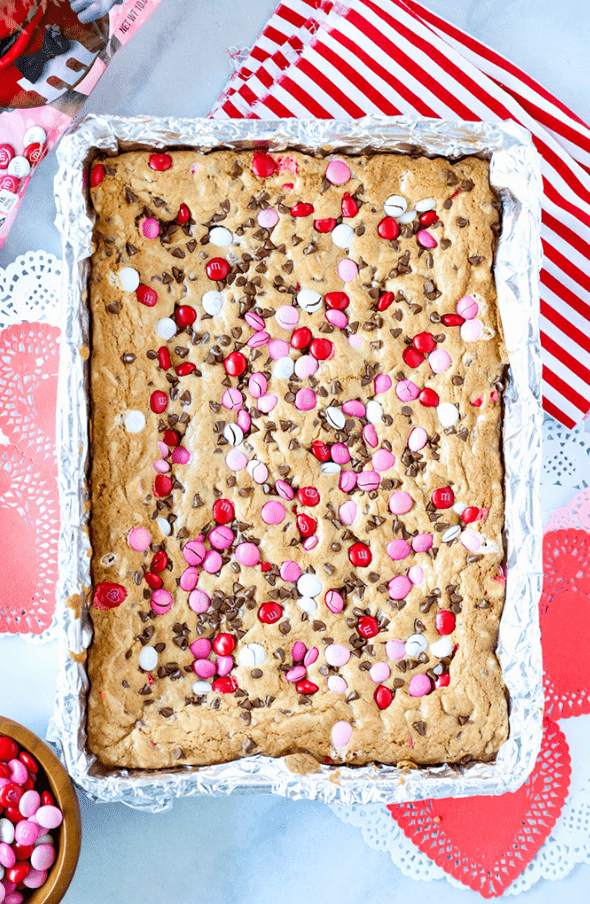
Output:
[{"left": 0, "top": 717, "right": 81, "bottom": 904}]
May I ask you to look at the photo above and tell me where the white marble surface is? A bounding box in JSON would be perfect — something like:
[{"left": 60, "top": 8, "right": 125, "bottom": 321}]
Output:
[{"left": 1, "top": 0, "right": 590, "bottom": 901}]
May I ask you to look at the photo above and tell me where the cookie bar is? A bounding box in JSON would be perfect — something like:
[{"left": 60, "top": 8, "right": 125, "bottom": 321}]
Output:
[{"left": 86, "top": 148, "right": 508, "bottom": 769}]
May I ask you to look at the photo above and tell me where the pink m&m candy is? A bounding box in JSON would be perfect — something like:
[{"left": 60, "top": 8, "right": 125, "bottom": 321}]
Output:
[
  {"left": 203, "top": 550, "right": 222, "bottom": 573},
  {"left": 304, "top": 647, "right": 319, "bottom": 666},
  {"left": 222, "top": 388, "right": 243, "bottom": 410},
  {"left": 35, "top": 806, "right": 63, "bottom": 830},
  {"left": 257, "top": 208, "right": 279, "bottom": 229},
  {"left": 15, "top": 820, "right": 38, "bottom": 846},
  {"left": 276, "top": 479, "right": 295, "bottom": 501},
  {"left": 286, "top": 666, "right": 306, "bottom": 683},
  {"left": 369, "top": 662, "right": 390, "bottom": 684},
  {"left": 429, "top": 349, "right": 451, "bottom": 373},
  {"left": 412, "top": 533, "right": 433, "bottom": 553},
  {"left": 208, "top": 526, "right": 234, "bottom": 550},
  {"left": 245, "top": 311, "right": 265, "bottom": 330},
  {"left": 386, "top": 639, "right": 406, "bottom": 660},
  {"left": 151, "top": 589, "right": 173, "bottom": 614},
  {"left": 31, "top": 843, "right": 56, "bottom": 871},
  {"left": 342, "top": 400, "right": 365, "bottom": 417},
  {"left": 326, "top": 310, "right": 348, "bottom": 329},
  {"left": 268, "top": 339, "right": 290, "bottom": 359},
  {"left": 294, "top": 355, "right": 318, "bottom": 379},
  {"left": 326, "top": 159, "right": 351, "bottom": 185},
  {"left": 460, "top": 530, "right": 482, "bottom": 552},
  {"left": 128, "top": 527, "right": 151, "bottom": 552},
  {"left": 389, "top": 492, "right": 413, "bottom": 515},
  {"left": 339, "top": 501, "right": 357, "bottom": 525},
  {"left": 387, "top": 539, "right": 411, "bottom": 561},
  {"left": 261, "top": 501, "right": 286, "bottom": 524},
  {"left": 409, "top": 674, "right": 432, "bottom": 697},
  {"left": 216, "top": 656, "right": 234, "bottom": 677},
  {"left": 357, "top": 470, "right": 380, "bottom": 492},
  {"left": 141, "top": 217, "right": 160, "bottom": 239},
  {"left": 237, "top": 409, "right": 251, "bottom": 432},
  {"left": 247, "top": 330, "right": 269, "bottom": 348},
  {"left": 362, "top": 424, "right": 378, "bottom": 448},
  {"left": 225, "top": 449, "right": 248, "bottom": 471},
  {"left": 325, "top": 590, "right": 344, "bottom": 613},
  {"left": 189, "top": 638, "right": 212, "bottom": 659},
  {"left": 291, "top": 641, "right": 307, "bottom": 662},
  {"left": 339, "top": 470, "right": 357, "bottom": 493},
  {"left": 372, "top": 449, "right": 395, "bottom": 472},
  {"left": 0, "top": 842, "right": 15, "bottom": 868},
  {"left": 18, "top": 790, "right": 40, "bottom": 818},
  {"left": 408, "top": 565, "right": 424, "bottom": 585},
  {"left": 180, "top": 566, "right": 199, "bottom": 591},
  {"left": 461, "top": 319, "right": 483, "bottom": 342},
  {"left": 328, "top": 676, "right": 348, "bottom": 694},
  {"left": 188, "top": 589, "right": 210, "bottom": 613},
  {"left": 456, "top": 295, "right": 479, "bottom": 319},
  {"left": 325, "top": 644, "right": 350, "bottom": 667},
  {"left": 295, "top": 388, "right": 316, "bottom": 411},
  {"left": 183, "top": 540, "right": 206, "bottom": 565},
  {"left": 193, "top": 659, "right": 216, "bottom": 679},
  {"left": 396, "top": 379, "right": 419, "bottom": 402},
  {"left": 337, "top": 259, "right": 358, "bottom": 282},
  {"left": 24, "top": 869, "right": 47, "bottom": 889},
  {"left": 331, "top": 443, "right": 351, "bottom": 464},
  {"left": 374, "top": 374, "right": 392, "bottom": 395},
  {"left": 408, "top": 426, "right": 428, "bottom": 451},
  {"left": 275, "top": 305, "right": 299, "bottom": 329},
  {"left": 388, "top": 575, "right": 412, "bottom": 600},
  {"left": 280, "top": 561, "right": 302, "bottom": 582},
  {"left": 171, "top": 447, "right": 190, "bottom": 464},
  {"left": 257, "top": 393, "right": 278, "bottom": 413},
  {"left": 249, "top": 373, "right": 267, "bottom": 398},
  {"left": 236, "top": 542, "right": 260, "bottom": 567},
  {"left": 331, "top": 721, "right": 353, "bottom": 748}
]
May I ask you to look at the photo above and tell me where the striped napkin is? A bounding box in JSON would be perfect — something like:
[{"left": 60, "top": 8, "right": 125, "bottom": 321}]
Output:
[{"left": 211, "top": 0, "right": 590, "bottom": 428}]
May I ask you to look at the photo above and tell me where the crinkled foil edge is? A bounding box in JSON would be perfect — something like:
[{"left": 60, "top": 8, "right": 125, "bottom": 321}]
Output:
[{"left": 49, "top": 114, "right": 543, "bottom": 809}]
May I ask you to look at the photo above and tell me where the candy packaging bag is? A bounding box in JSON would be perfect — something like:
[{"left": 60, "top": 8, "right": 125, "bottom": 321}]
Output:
[{"left": 0, "top": 0, "right": 164, "bottom": 249}]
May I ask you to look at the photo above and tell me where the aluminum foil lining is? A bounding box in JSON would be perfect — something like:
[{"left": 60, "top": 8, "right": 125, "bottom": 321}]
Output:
[{"left": 50, "top": 114, "right": 544, "bottom": 810}]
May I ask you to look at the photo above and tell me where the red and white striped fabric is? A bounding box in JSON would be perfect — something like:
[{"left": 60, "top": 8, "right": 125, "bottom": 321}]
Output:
[{"left": 211, "top": 0, "right": 590, "bottom": 428}]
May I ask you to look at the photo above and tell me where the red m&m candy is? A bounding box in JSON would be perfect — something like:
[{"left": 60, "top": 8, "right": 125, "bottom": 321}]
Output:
[
  {"left": 314, "top": 218, "right": 336, "bottom": 233},
  {"left": 89, "top": 164, "right": 104, "bottom": 187},
  {"left": 290, "top": 202, "right": 314, "bottom": 217},
  {"left": 252, "top": 152, "right": 277, "bottom": 178},
  {"left": 258, "top": 602, "right": 283, "bottom": 624},
  {"left": 154, "top": 475, "right": 173, "bottom": 498},
  {"left": 0, "top": 144, "right": 15, "bottom": 169},
  {"left": 435, "top": 610, "right": 456, "bottom": 635},
  {"left": 461, "top": 506, "right": 480, "bottom": 524},
  {"left": 175, "top": 362, "right": 197, "bottom": 376},
  {"left": 296, "top": 514, "right": 317, "bottom": 538},
  {"left": 358, "top": 615, "right": 379, "bottom": 638},
  {"left": 150, "top": 391, "right": 168, "bottom": 413},
  {"left": 341, "top": 193, "right": 358, "bottom": 217},
  {"left": 25, "top": 143, "right": 48, "bottom": 166},
  {"left": 297, "top": 487, "right": 320, "bottom": 507},
  {"left": 325, "top": 291, "right": 349, "bottom": 311},
  {"left": 377, "top": 292, "right": 395, "bottom": 312},
  {"left": 290, "top": 327, "right": 312, "bottom": 349},
  {"left": 213, "top": 498, "right": 235, "bottom": 524},
  {"left": 224, "top": 351, "right": 247, "bottom": 376},
  {"left": 402, "top": 347, "right": 424, "bottom": 368},
  {"left": 419, "top": 210, "right": 439, "bottom": 226},
  {"left": 374, "top": 685, "right": 393, "bottom": 710},
  {"left": 175, "top": 305, "right": 197, "bottom": 327},
  {"left": 93, "top": 582, "right": 127, "bottom": 611},
  {"left": 136, "top": 284, "right": 158, "bottom": 307},
  {"left": 149, "top": 153, "right": 172, "bottom": 171},
  {"left": 431, "top": 486, "right": 455, "bottom": 509},
  {"left": 0, "top": 736, "right": 18, "bottom": 761},
  {"left": 162, "top": 429, "right": 179, "bottom": 446},
  {"left": 435, "top": 672, "right": 451, "bottom": 689},
  {"left": 0, "top": 174, "right": 19, "bottom": 193},
  {"left": 311, "top": 440, "right": 330, "bottom": 462},
  {"left": 212, "top": 676, "right": 238, "bottom": 693},
  {"left": 144, "top": 573, "right": 163, "bottom": 590},
  {"left": 441, "top": 313, "right": 464, "bottom": 327},
  {"left": 206, "top": 258, "right": 230, "bottom": 281},
  {"left": 377, "top": 217, "right": 399, "bottom": 240},
  {"left": 349, "top": 542, "right": 372, "bottom": 567},
  {"left": 413, "top": 332, "right": 436, "bottom": 353},
  {"left": 150, "top": 550, "right": 168, "bottom": 573},
  {"left": 296, "top": 680, "right": 319, "bottom": 695},
  {"left": 158, "top": 347, "right": 171, "bottom": 370},
  {"left": 418, "top": 387, "right": 439, "bottom": 407},
  {"left": 213, "top": 633, "right": 236, "bottom": 656},
  {"left": 309, "top": 338, "right": 333, "bottom": 360},
  {"left": 176, "top": 203, "right": 191, "bottom": 224}
]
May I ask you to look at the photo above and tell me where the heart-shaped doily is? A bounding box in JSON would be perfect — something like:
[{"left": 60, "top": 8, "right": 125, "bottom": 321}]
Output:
[
  {"left": 0, "top": 444, "right": 59, "bottom": 635},
  {"left": 388, "top": 718, "right": 570, "bottom": 898},
  {"left": 0, "top": 322, "right": 60, "bottom": 474},
  {"left": 541, "top": 529, "right": 590, "bottom": 719}
]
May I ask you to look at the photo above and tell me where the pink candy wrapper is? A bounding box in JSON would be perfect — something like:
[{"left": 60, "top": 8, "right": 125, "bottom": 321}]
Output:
[{"left": 0, "top": 0, "right": 164, "bottom": 249}]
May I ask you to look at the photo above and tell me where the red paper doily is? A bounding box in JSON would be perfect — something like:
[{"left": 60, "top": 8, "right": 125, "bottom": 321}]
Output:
[
  {"left": 541, "top": 529, "right": 590, "bottom": 720},
  {"left": 0, "top": 322, "right": 60, "bottom": 474},
  {"left": 0, "top": 444, "right": 59, "bottom": 634},
  {"left": 388, "top": 718, "right": 570, "bottom": 898}
]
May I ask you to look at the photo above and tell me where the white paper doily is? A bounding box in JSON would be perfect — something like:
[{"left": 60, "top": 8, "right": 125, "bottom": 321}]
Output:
[{"left": 0, "top": 250, "right": 62, "bottom": 330}]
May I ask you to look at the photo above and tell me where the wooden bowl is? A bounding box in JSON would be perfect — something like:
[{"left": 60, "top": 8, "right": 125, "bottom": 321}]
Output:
[{"left": 0, "top": 717, "right": 81, "bottom": 903}]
